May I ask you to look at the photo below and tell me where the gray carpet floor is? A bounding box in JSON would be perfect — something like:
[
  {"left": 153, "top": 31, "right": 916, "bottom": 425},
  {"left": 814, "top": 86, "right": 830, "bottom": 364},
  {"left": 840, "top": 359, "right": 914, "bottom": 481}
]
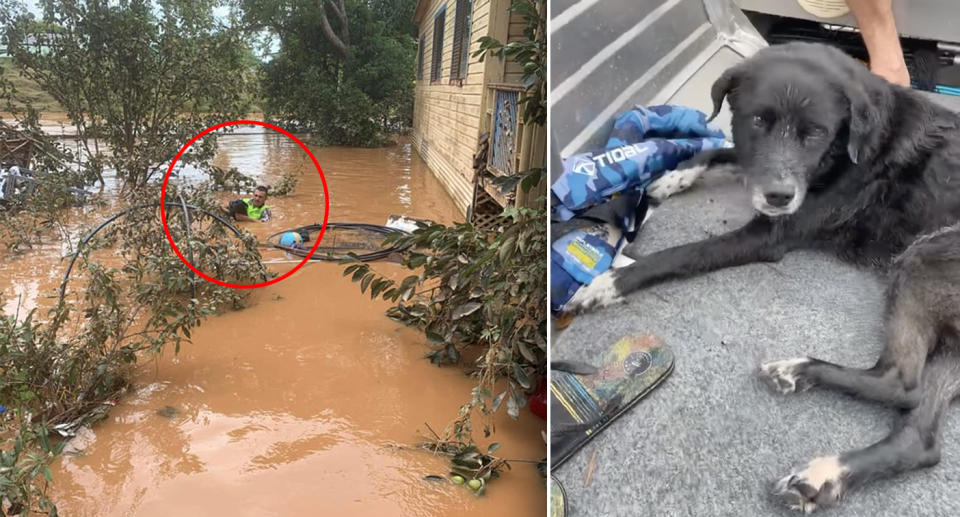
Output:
[{"left": 552, "top": 173, "right": 960, "bottom": 516}]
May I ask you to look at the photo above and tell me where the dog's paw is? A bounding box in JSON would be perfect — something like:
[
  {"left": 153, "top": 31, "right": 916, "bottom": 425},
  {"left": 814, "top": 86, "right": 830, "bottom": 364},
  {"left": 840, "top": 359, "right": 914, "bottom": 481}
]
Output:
[
  {"left": 646, "top": 165, "right": 705, "bottom": 201},
  {"left": 760, "top": 358, "right": 813, "bottom": 394},
  {"left": 773, "top": 456, "right": 847, "bottom": 513},
  {"left": 563, "top": 271, "right": 625, "bottom": 313}
]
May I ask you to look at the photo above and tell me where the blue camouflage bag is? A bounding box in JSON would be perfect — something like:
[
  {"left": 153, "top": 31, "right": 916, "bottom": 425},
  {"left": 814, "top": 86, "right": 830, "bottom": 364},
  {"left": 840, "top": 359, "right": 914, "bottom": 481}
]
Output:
[
  {"left": 552, "top": 105, "right": 726, "bottom": 215},
  {"left": 550, "top": 193, "right": 649, "bottom": 312},
  {"left": 550, "top": 104, "right": 727, "bottom": 312}
]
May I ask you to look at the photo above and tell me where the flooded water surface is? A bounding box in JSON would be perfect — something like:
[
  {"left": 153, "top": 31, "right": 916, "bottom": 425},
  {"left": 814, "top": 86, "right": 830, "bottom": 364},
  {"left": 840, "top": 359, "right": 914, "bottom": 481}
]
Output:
[{"left": 2, "top": 130, "right": 545, "bottom": 515}]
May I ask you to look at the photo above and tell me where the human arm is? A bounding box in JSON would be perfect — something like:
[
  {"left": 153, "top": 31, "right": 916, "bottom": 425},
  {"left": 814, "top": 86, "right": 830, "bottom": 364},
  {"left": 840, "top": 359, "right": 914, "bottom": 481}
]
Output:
[{"left": 845, "top": 0, "right": 910, "bottom": 86}]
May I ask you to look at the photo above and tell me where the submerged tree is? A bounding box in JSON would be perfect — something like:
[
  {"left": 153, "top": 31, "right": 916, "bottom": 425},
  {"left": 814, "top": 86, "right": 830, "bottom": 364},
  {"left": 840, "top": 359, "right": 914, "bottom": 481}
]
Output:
[
  {"left": 0, "top": 0, "right": 255, "bottom": 192},
  {"left": 241, "top": 0, "right": 417, "bottom": 146}
]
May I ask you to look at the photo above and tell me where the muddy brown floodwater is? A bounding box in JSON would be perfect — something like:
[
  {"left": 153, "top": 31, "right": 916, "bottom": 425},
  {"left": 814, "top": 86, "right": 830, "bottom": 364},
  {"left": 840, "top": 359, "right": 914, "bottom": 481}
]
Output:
[{"left": 1, "top": 129, "right": 546, "bottom": 515}]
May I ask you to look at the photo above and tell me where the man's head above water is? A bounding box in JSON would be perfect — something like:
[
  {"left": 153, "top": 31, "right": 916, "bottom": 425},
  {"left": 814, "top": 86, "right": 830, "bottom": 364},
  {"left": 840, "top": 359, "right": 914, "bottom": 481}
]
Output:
[{"left": 251, "top": 185, "right": 268, "bottom": 207}]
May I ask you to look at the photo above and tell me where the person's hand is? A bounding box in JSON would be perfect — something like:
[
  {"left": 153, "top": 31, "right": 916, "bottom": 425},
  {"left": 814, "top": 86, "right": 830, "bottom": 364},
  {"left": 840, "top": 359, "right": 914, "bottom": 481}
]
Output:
[
  {"left": 845, "top": 0, "right": 910, "bottom": 87},
  {"left": 870, "top": 60, "right": 910, "bottom": 87}
]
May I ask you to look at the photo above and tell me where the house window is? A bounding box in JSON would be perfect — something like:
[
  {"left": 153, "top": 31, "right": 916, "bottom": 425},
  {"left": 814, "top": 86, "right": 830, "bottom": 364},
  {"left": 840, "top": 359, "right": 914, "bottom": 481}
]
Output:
[
  {"left": 431, "top": 7, "right": 445, "bottom": 82},
  {"left": 417, "top": 34, "right": 425, "bottom": 80},
  {"left": 450, "top": 0, "right": 473, "bottom": 83}
]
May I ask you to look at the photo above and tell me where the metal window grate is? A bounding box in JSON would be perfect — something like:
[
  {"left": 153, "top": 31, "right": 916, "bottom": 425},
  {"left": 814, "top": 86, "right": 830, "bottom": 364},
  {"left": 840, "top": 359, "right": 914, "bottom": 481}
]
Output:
[{"left": 489, "top": 89, "right": 520, "bottom": 175}]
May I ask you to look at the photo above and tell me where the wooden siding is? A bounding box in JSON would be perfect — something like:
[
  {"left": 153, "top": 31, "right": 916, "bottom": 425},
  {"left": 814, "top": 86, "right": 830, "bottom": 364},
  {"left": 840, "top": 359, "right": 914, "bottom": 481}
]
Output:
[
  {"left": 413, "top": 0, "right": 495, "bottom": 215},
  {"left": 503, "top": 9, "right": 527, "bottom": 84},
  {"left": 412, "top": 0, "right": 483, "bottom": 214},
  {"left": 413, "top": 0, "right": 531, "bottom": 215}
]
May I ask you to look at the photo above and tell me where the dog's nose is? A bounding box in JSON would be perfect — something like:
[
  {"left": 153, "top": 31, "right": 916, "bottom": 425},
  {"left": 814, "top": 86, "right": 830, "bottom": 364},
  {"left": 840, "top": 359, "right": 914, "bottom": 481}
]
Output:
[{"left": 764, "top": 189, "right": 795, "bottom": 208}]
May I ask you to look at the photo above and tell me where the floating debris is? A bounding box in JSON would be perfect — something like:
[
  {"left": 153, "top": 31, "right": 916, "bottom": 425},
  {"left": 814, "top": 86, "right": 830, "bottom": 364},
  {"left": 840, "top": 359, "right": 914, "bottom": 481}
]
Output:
[{"left": 156, "top": 405, "right": 178, "bottom": 419}]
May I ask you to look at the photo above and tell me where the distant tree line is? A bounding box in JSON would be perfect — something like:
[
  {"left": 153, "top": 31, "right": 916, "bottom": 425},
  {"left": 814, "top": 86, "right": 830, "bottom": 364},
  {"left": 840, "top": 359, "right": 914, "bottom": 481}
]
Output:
[
  {"left": 242, "top": 0, "right": 419, "bottom": 146},
  {"left": 0, "top": 0, "right": 418, "bottom": 187}
]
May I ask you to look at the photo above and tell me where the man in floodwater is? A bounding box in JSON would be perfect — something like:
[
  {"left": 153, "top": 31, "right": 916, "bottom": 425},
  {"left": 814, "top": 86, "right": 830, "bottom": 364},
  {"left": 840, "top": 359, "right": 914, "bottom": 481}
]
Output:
[{"left": 226, "top": 185, "right": 272, "bottom": 222}]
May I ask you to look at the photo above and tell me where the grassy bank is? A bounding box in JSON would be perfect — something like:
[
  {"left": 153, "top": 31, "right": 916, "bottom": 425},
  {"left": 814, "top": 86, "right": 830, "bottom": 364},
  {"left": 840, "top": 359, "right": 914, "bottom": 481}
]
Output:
[{"left": 0, "top": 57, "right": 62, "bottom": 112}]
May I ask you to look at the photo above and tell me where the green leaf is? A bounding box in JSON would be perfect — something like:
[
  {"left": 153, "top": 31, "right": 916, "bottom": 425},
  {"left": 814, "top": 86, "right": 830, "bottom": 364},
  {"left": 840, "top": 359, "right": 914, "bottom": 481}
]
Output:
[
  {"left": 487, "top": 442, "right": 501, "bottom": 454},
  {"left": 517, "top": 341, "right": 537, "bottom": 363},
  {"left": 491, "top": 391, "right": 507, "bottom": 412},
  {"left": 38, "top": 428, "right": 50, "bottom": 452},
  {"left": 351, "top": 267, "right": 367, "bottom": 282},
  {"left": 520, "top": 168, "right": 543, "bottom": 193},
  {"left": 513, "top": 363, "right": 532, "bottom": 389},
  {"left": 426, "top": 330, "right": 445, "bottom": 344},
  {"left": 451, "top": 302, "right": 482, "bottom": 321},
  {"left": 491, "top": 173, "right": 523, "bottom": 194},
  {"left": 447, "top": 344, "right": 461, "bottom": 363},
  {"left": 371, "top": 279, "right": 391, "bottom": 299},
  {"left": 360, "top": 273, "right": 373, "bottom": 294},
  {"left": 506, "top": 393, "right": 520, "bottom": 419},
  {"left": 401, "top": 275, "right": 420, "bottom": 290},
  {"left": 407, "top": 253, "right": 427, "bottom": 268},
  {"left": 498, "top": 236, "right": 516, "bottom": 263}
]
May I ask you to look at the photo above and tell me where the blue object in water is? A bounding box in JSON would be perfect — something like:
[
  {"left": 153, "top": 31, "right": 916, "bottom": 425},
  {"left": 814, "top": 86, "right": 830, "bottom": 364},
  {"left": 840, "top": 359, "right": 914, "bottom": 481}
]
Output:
[{"left": 279, "top": 232, "right": 303, "bottom": 248}]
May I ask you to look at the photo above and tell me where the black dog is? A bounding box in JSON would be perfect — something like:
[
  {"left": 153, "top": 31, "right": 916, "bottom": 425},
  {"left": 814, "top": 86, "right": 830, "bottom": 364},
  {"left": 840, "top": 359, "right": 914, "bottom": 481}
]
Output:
[{"left": 565, "top": 42, "right": 960, "bottom": 512}]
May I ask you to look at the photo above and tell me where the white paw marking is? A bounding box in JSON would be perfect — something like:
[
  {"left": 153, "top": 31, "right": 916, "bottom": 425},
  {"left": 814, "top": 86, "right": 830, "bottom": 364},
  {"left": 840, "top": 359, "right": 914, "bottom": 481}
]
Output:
[
  {"left": 647, "top": 164, "right": 706, "bottom": 201},
  {"left": 564, "top": 271, "right": 624, "bottom": 312},
  {"left": 774, "top": 456, "right": 847, "bottom": 514},
  {"left": 760, "top": 358, "right": 811, "bottom": 394}
]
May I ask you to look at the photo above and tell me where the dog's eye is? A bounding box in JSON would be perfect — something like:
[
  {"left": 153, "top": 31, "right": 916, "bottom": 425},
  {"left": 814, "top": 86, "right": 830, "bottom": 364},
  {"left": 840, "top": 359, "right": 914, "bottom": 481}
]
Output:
[
  {"left": 802, "top": 126, "right": 827, "bottom": 140},
  {"left": 752, "top": 115, "right": 766, "bottom": 128}
]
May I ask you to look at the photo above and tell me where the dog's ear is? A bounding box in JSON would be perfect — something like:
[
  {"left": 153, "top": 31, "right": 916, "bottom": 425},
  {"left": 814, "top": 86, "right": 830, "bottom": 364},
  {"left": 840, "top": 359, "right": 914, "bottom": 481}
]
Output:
[
  {"left": 708, "top": 65, "right": 745, "bottom": 122},
  {"left": 842, "top": 82, "right": 881, "bottom": 165}
]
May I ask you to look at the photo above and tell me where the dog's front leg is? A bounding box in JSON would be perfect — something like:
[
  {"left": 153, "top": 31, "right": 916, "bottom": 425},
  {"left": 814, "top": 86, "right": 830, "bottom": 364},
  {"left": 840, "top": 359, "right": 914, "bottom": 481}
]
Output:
[{"left": 565, "top": 217, "right": 789, "bottom": 312}]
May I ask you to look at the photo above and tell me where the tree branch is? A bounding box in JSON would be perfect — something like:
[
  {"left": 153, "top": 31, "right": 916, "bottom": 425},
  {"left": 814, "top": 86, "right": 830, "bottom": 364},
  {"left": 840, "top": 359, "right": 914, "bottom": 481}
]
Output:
[
  {"left": 329, "top": 0, "right": 349, "bottom": 45},
  {"left": 317, "top": 0, "right": 348, "bottom": 58}
]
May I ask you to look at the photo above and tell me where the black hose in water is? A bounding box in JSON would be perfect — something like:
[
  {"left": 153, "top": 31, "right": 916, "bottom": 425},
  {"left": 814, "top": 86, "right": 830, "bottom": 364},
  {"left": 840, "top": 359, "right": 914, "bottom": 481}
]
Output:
[
  {"left": 177, "top": 193, "right": 197, "bottom": 300},
  {"left": 265, "top": 223, "right": 411, "bottom": 262},
  {"left": 59, "top": 202, "right": 267, "bottom": 302}
]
